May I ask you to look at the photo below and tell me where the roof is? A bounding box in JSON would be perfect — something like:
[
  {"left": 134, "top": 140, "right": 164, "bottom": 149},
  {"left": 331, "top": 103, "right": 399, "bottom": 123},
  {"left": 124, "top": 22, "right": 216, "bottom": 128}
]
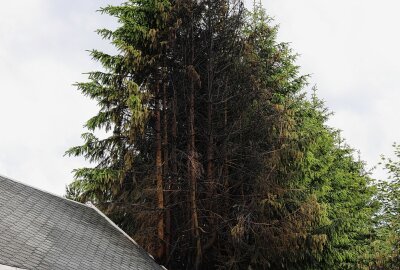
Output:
[{"left": 0, "top": 175, "right": 163, "bottom": 270}]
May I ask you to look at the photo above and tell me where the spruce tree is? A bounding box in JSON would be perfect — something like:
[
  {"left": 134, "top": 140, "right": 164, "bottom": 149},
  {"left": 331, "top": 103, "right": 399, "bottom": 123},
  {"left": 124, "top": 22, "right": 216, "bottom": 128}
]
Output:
[
  {"left": 67, "top": 1, "right": 377, "bottom": 269},
  {"left": 366, "top": 144, "right": 400, "bottom": 269},
  {"left": 66, "top": 0, "right": 172, "bottom": 260}
]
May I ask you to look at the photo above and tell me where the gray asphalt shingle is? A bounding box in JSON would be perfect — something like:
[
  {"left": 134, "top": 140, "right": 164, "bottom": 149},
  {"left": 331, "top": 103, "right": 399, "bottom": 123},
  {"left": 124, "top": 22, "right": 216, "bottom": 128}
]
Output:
[{"left": 0, "top": 175, "right": 163, "bottom": 270}]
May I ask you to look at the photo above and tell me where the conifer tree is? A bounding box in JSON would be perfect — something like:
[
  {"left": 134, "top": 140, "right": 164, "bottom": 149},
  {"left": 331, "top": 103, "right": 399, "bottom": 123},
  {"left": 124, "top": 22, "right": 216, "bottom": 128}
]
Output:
[
  {"left": 66, "top": 0, "right": 172, "bottom": 260},
  {"left": 365, "top": 144, "right": 400, "bottom": 269},
  {"left": 67, "top": 1, "right": 377, "bottom": 269}
]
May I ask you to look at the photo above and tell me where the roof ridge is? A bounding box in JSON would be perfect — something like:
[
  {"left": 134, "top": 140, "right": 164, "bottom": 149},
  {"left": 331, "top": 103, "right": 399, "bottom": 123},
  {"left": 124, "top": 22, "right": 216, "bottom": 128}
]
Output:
[{"left": 0, "top": 173, "right": 92, "bottom": 209}]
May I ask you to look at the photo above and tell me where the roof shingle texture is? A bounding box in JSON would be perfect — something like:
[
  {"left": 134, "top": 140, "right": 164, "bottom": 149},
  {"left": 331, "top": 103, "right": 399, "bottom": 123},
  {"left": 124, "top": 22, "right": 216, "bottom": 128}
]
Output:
[{"left": 0, "top": 176, "right": 163, "bottom": 270}]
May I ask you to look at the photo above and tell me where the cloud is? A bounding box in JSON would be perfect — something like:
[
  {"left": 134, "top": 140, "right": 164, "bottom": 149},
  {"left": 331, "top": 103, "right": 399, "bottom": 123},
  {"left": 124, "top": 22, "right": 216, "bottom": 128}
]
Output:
[
  {"left": 0, "top": 1, "right": 121, "bottom": 195},
  {"left": 261, "top": 0, "right": 400, "bottom": 179},
  {"left": 1, "top": 0, "right": 398, "bottom": 195}
]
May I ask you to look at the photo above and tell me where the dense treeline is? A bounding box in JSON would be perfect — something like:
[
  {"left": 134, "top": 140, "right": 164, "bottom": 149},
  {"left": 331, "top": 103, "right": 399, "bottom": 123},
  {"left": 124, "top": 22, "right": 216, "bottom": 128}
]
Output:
[{"left": 66, "top": 1, "right": 399, "bottom": 269}]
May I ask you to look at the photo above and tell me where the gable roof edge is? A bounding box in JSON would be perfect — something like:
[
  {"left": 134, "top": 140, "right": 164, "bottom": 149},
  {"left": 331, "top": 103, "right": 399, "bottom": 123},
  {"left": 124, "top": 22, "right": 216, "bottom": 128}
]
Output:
[
  {"left": 0, "top": 173, "right": 167, "bottom": 270},
  {"left": 89, "top": 203, "right": 141, "bottom": 248},
  {"left": 90, "top": 204, "right": 167, "bottom": 269}
]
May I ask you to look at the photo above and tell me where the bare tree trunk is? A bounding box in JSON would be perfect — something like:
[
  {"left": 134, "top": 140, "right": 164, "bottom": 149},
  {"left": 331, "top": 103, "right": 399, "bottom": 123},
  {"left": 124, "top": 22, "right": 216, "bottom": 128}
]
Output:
[
  {"left": 204, "top": 14, "right": 217, "bottom": 251},
  {"left": 165, "top": 75, "right": 178, "bottom": 266},
  {"left": 188, "top": 74, "right": 202, "bottom": 270},
  {"left": 188, "top": 10, "right": 202, "bottom": 269},
  {"left": 171, "top": 81, "right": 178, "bottom": 181},
  {"left": 204, "top": 87, "right": 217, "bottom": 252},
  {"left": 155, "top": 81, "right": 165, "bottom": 259},
  {"left": 223, "top": 90, "right": 229, "bottom": 193},
  {"left": 162, "top": 81, "right": 171, "bottom": 260}
]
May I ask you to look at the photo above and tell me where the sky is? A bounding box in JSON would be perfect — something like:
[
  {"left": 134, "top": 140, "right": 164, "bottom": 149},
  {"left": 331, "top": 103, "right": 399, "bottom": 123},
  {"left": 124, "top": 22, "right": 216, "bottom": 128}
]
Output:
[{"left": 0, "top": 0, "right": 398, "bottom": 195}]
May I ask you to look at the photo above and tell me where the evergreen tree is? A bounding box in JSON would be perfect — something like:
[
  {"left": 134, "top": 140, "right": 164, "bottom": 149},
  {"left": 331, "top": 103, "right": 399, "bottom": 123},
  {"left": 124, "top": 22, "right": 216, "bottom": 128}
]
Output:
[
  {"left": 65, "top": 0, "right": 172, "bottom": 260},
  {"left": 365, "top": 144, "right": 400, "bottom": 269},
  {"left": 67, "top": 1, "right": 377, "bottom": 269}
]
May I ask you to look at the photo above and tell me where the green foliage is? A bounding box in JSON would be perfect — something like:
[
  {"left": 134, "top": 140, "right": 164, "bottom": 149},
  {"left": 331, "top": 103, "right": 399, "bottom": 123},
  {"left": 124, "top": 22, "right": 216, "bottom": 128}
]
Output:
[
  {"left": 66, "top": 1, "right": 378, "bottom": 269},
  {"left": 364, "top": 144, "right": 400, "bottom": 269}
]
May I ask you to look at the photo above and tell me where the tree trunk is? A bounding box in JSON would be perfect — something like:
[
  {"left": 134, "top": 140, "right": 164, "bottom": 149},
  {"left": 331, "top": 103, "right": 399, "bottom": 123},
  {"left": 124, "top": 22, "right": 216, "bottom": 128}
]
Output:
[
  {"left": 204, "top": 15, "right": 217, "bottom": 251},
  {"left": 223, "top": 93, "right": 229, "bottom": 194},
  {"left": 166, "top": 75, "right": 178, "bottom": 266},
  {"left": 155, "top": 81, "right": 165, "bottom": 259},
  {"left": 162, "top": 81, "right": 171, "bottom": 261},
  {"left": 188, "top": 11, "right": 202, "bottom": 269},
  {"left": 188, "top": 74, "right": 202, "bottom": 270}
]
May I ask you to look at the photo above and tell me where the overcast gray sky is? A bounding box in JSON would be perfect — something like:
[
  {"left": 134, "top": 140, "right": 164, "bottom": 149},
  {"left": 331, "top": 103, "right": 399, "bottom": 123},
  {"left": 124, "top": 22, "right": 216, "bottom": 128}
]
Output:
[{"left": 0, "top": 0, "right": 398, "bottom": 195}]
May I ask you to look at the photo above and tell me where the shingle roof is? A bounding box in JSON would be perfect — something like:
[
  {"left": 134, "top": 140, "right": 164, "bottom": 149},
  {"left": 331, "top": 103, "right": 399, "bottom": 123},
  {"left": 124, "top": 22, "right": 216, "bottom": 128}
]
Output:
[{"left": 0, "top": 175, "right": 163, "bottom": 270}]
